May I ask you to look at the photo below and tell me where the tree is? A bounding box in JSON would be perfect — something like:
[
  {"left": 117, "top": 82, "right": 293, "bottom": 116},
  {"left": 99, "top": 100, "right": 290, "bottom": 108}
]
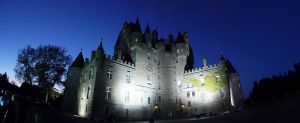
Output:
[{"left": 15, "top": 45, "right": 72, "bottom": 103}]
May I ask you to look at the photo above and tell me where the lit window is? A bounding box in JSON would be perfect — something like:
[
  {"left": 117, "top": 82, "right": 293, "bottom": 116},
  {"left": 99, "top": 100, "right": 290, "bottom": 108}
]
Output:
[
  {"left": 106, "top": 87, "right": 111, "bottom": 100},
  {"left": 125, "top": 91, "right": 130, "bottom": 103},
  {"left": 177, "top": 80, "right": 182, "bottom": 87},
  {"left": 188, "top": 101, "right": 191, "bottom": 107},
  {"left": 106, "top": 69, "right": 112, "bottom": 79},
  {"left": 216, "top": 75, "right": 221, "bottom": 83}
]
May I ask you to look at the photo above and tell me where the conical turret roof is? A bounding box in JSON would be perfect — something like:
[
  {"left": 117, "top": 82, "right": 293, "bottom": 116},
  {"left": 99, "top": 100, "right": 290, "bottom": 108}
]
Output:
[{"left": 71, "top": 51, "right": 84, "bottom": 68}]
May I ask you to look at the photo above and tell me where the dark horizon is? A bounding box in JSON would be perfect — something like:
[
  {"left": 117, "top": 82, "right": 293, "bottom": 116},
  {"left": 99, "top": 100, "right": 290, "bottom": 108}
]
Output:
[{"left": 1, "top": 0, "right": 300, "bottom": 98}]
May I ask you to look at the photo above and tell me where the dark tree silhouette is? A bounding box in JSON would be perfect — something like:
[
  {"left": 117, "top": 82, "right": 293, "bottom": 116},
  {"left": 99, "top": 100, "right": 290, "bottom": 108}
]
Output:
[
  {"left": 14, "top": 45, "right": 72, "bottom": 103},
  {"left": 246, "top": 63, "right": 300, "bottom": 106},
  {"left": 0, "top": 73, "right": 18, "bottom": 93}
]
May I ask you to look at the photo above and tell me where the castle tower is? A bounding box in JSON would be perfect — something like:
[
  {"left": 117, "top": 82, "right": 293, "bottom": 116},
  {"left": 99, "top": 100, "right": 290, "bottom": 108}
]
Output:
[{"left": 62, "top": 51, "right": 84, "bottom": 114}]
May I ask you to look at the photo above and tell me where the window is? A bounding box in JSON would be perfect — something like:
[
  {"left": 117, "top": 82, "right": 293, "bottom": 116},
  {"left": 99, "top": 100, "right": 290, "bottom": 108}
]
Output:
[
  {"left": 106, "top": 87, "right": 111, "bottom": 100},
  {"left": 216, "top": 75, "right": 221, "bottom": 83},
  {"left": 192, "top": 92, "right": 195, "bottom": 97},
  {"left": 84, "top": 71, "right": 88, "bottom": 80},
  {"left": 86, "top": 105, "right": 88, "bottom": 113},
  {"left": 87, "top": 86, "right": 90, "bottom": 99},
  {"left": 125, "top": 91, "right": 130, "bottom": 103},
  {"left": 106, "top": 69, "right": 112, "bottom": 79},
  {"left": 220, "top": 89, "right": 225, "bottom": 99},
  {"left": 89, "top": 70, "right": 92, "bottom": 79},
  {"left": 187, "top": 92, "right": 190, "bottom": 97},
  {"left": 188, "top": 101, "right": 191, "bottom": 107},
  {"left": 126, "top": 71, "right": 130, "bottom": 83},
  {"left": 148, "top": 97, "right": 151, "bottom": 104}
]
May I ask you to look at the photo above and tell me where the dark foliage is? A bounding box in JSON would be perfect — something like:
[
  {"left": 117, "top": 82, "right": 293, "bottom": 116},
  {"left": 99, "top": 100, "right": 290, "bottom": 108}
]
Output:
[
  {"left": 14, "top": 45, "right": 72, "bottom": 103},
  {"left": 246, "top": 63, "right": 300, "bottom": 106},
  {"left": 0, "top": 73, "right": 19, "bottom": 94}
]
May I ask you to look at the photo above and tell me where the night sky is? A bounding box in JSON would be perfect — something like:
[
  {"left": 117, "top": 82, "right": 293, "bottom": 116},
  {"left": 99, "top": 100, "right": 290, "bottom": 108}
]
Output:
[{"left": 1, "top": 0, "right": 300, "bottom": 98}]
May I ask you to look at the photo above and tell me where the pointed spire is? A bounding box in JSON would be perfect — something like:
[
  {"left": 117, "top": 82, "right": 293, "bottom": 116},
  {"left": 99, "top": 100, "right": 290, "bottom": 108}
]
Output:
[
  {"left": 144, "top": 23, "right": 151, "bottom": 34},
  {"left": 71, "top": 50, "right": 84, "bottom": 68},
  {"left": 220, "top": 54, "right": 226, "bottom": 61},
  {"left": 176, "top": 32, "right": 185, "bottom": 43},
  {"left": 98, "top": 38, "right": 104, "bottom": 51},
  {"left": 135, "top": 16, "right": 142, "bottom": 32}
]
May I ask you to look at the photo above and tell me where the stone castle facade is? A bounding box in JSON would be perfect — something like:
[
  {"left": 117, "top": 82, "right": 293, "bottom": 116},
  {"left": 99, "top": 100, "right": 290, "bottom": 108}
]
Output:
[{"left": 61, "top": 18, "right": 244, "bottom": 121}]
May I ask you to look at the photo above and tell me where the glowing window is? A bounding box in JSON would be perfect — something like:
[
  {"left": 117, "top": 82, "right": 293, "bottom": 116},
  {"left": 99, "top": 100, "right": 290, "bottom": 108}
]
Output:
[{"left": 216, "top": 75, "right": 221, "bottom": 83}]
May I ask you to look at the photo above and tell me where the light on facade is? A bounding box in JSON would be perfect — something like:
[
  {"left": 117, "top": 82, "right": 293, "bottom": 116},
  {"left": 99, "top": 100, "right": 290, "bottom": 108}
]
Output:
[{"left": 181, "top": 104, "right": 185, "bottom": 108}]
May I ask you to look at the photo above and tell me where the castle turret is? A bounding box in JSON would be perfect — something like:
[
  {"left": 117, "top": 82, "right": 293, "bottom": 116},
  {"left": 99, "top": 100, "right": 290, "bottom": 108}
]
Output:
[
  {"left": 71, "top": 51, "right": 85, "bottom": 68},
  {"left": 96, "top": 41, "right": 106, "bottom": 62},
  {"left": 62, "top": 51, "right": 84, "bottom": 114},
  {"left": 202, "top": 56, "right": 208, "bottom": 67},
  {"left": 144, "top": 23, "right": 152, "bottom": 48},
  {"left": 134, "top": 16, "right": 142, "bottom": 33}
]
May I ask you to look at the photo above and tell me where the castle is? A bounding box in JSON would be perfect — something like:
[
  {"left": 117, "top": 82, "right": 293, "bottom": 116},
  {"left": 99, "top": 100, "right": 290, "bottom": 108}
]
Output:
[{"left": 61, "top": 18, "right": 244, "bottom": 121}]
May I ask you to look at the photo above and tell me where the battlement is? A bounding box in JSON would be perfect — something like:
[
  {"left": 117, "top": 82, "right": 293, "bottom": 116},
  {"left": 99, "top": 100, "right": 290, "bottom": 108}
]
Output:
[
  {"left": 184, "top": 63, "right": 219, "bottom": 74},
  {"left": 105, "top": 54, "right": 135, "bottom": 68}
]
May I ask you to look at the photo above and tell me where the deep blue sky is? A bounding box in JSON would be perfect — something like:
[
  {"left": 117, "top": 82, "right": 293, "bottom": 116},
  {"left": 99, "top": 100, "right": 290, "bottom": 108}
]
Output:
[{"left": 1, "top": 0, "right": 300, "bottom": 97}]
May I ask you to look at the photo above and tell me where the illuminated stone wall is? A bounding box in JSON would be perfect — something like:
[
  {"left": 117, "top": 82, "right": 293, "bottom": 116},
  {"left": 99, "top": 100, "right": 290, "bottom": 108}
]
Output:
[{"left": 62, "top": 19, "right": 244, "bottom": 121}]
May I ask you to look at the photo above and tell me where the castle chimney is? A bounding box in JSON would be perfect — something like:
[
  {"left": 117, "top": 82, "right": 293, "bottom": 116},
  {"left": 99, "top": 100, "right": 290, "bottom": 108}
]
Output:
[
  {"left": 85, "top": 58, "right": 89, "bottom": 64},
  {"left": 91, "top": 50, "right": 96, "bottom": 60},
  {"left": 203, "top": 57, "right": 208, "bottom": 67}
]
